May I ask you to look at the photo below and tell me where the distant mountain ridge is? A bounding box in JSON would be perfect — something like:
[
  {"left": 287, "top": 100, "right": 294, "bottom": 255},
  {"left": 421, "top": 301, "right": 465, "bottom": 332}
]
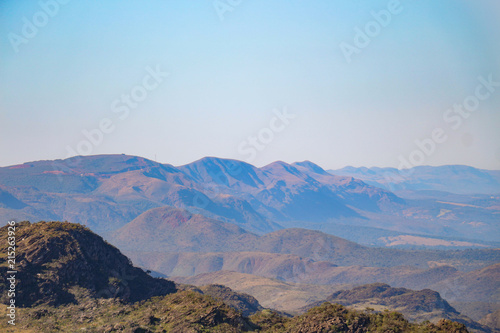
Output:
[
  {"left": 329, "top": 165, "right": 500, "bottom": 195},
  {"left": 0, "top": 154, "right": 499, "bottom": 246},
  {"left": 0, "top": 154, "right": 403, "bottom": 234}
]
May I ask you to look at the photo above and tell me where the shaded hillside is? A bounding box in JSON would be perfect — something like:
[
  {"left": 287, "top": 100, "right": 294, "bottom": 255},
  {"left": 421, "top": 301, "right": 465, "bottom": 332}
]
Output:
[
  {"left": 324, "top": 282, "right": 458, "bottom": 313},
  {"left": 430, "top": 263, "right": 500, "bottom": 304},
  {"left": 479, "top": 310, "right": 500, "bottom": 332},
  {"left": 0, "top": 221, "right": 176, "bottom": 306},
  {"left": 0, "top": 186, "right": 27, "bottom": 209},
  {"left": 430, "top": 263, "right": 500, "bottom": 327},
  {"left": 178, "top": 156, "right": 267, "bottom": 190},
  {"left": 291, "top": 161, "right": 406, "bottom": 211}
]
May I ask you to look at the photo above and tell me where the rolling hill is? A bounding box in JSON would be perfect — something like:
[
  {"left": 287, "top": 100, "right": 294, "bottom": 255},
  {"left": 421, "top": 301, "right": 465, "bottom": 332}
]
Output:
[
  {"left": 111, "top": 205, "right": 499, "bottom": 272},
  {"left": 111, "top": 206, "right": 258, "bottom": 252}
]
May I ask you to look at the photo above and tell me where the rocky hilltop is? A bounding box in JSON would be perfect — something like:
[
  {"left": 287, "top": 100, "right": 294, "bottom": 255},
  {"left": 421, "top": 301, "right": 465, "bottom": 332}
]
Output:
[
  {"left": 0, "top": 221, "right": 176, "bottom": 306},
  {"left": 304, "top": 283, "right": 490, "bottom": 332}
]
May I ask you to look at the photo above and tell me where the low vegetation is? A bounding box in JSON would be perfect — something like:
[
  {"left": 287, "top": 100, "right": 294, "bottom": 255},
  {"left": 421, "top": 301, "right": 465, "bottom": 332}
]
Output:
[
  {"left": 0, "top": 296, "right": 470, "bottom": 332},
  {"left": 0, "top": 221, "right": 472, "bottom": 332}
]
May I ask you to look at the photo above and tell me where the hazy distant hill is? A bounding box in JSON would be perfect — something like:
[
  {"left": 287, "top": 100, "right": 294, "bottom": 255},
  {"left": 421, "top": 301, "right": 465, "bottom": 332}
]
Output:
[
  {"left": 431, "top": 263, "right": 500, "bottom": 304},
  {"left": 112, "top": 206, "right": 258, "bottom": 252},
  {"left": 111, "top": 206, "right": 499, "bottom": 271},
  {"left": 330, "top": 165, "right": 500, "bottom": 195},
  {"left": 430, "top": 263, "right": 500, "bottom": 325},
  {"left": 178, "top": 157, "right": 404, "bottom": 222},
  {"left": 480, "top": 310, "right": 500, "bottom": 332}
]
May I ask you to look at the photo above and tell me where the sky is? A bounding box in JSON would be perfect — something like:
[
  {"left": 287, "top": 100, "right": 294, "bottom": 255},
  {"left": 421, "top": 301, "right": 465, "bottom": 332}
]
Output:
[{"left": 1, "top": 0, "right": 500, "bottom": 170}]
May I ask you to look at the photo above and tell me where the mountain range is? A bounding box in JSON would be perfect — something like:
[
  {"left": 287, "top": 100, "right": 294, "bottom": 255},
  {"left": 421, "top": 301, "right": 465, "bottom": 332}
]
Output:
[
  {"left": 1, "top": 154, "right": 499, "bottom": 247},
  {"left": 1, "top": 154, "right": 499, "bottom": 331}
]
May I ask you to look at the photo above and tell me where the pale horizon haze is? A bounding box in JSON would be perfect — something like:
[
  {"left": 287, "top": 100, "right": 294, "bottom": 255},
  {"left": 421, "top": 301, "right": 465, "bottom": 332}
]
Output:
[{"left": 1, "top": 0, "right": 500, "bottom": 170}]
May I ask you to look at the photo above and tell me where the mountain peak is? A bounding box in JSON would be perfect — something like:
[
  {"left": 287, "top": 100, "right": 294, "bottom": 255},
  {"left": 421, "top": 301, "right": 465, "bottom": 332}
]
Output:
[
  {"left": 261, "top": 161, "right": 301, "bottom": 175},
  {"left": 181, "top": 156, "right": 254, "bottom": 168},
  {"left": 178, "top": 156, "right": 265, "bottom": 188},
  {"left": 292, "top": 161, "right": 328, "bottom": 175}
]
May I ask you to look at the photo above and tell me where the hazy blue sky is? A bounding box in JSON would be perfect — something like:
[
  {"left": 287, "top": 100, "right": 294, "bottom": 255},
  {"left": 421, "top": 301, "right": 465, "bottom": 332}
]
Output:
[{"left": 1, "top": 0, "right": 500, "bottom": 170}]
